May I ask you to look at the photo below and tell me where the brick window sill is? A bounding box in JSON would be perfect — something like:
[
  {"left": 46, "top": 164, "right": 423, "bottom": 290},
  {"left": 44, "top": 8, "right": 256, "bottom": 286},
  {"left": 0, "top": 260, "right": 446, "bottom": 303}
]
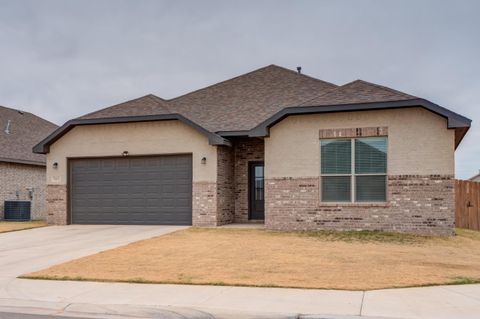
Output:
[{"left": 318, "top": 202, "right": 390, "bottom": 208}]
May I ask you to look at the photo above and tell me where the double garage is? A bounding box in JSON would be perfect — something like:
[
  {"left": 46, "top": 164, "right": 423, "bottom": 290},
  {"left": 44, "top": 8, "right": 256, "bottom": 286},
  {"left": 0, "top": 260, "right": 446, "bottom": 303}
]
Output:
[{"left": 69, "top": 154, "right": 193, "bottom": 225}]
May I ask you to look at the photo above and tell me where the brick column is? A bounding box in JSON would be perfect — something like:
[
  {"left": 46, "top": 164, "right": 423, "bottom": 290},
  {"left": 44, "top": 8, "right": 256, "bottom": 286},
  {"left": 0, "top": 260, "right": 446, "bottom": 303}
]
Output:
[
  {"left": 46, "top": 185, "right": 68, "bottom": 225},
  {"left": 192, "top": 182, "right": 217, "bottom": 226}
]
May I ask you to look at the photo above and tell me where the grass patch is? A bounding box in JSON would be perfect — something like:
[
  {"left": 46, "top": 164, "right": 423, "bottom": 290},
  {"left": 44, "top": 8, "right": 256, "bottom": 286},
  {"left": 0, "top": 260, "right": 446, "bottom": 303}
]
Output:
[
  {"left": 0, "top": 220, "right": 47, "bottom": 234},
  {"left": 294, "top": 229, "right": 429, "bottom": 244},
  {"left": 23, "top": 227, "right": 480, "bottom": 290},
  {"left": 449, "top": 276, "right": 480, "bottom": 285},
  {"left": 190, "top": 226, "right": 430, "bottom": 244},
  {"left": 455, "top": 228, "right": 480, "bottom": 240}
]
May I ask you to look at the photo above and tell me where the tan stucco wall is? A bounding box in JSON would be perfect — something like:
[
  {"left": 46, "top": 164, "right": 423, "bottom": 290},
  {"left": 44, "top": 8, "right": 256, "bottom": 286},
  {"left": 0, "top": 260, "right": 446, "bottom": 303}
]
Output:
[
  {"left": 47, "top": 120, "right": 217, "bottom": 185},
  {"left": 265, "top": 107, "right": 455, "bottom": 178}
]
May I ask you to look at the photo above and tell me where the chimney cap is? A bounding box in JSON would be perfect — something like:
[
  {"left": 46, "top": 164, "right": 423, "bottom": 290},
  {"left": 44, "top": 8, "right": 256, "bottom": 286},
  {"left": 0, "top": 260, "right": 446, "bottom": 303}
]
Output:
[{"left": 296, "top": 66, "right": 302, "bottom": 74}]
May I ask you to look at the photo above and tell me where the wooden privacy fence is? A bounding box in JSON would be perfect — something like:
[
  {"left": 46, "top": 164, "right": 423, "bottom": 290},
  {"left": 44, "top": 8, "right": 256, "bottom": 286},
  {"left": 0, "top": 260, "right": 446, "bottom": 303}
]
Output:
[{"left": 455, "top": 179, "right": 480, "bottom": 231}]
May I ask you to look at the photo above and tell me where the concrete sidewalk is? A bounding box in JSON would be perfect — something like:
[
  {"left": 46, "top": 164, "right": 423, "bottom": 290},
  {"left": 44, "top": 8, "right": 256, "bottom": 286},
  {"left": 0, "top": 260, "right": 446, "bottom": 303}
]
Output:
[{"left": 0, "top": 278, "right": 479, "bottom": 318}]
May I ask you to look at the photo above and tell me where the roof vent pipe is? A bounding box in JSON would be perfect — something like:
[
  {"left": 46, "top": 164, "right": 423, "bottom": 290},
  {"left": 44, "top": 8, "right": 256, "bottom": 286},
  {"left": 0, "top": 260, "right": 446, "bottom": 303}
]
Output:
[
  {"left": 4, "top": 120, "right": 11, "bottom": 134},
  {"left": 296, "top": 66, "right": 302, "bottom": 74}
]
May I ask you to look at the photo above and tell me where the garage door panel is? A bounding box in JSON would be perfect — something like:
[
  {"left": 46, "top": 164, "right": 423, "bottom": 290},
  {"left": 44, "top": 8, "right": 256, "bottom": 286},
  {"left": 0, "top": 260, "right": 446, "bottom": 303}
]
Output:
[{"left": 70, "top": 155, "right": 192, "bottom": 225}]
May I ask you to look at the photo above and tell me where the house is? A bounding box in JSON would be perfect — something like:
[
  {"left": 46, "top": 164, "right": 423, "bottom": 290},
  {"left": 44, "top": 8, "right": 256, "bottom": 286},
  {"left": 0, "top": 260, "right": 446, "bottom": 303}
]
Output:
[
  {"left": 469, "top": 171, "right": 480, "bottom": 182},
  {"left": 1, "top": 105, "right": 58, "bottom": 219},
  {"left": 33, "top": 65, "right": 471, "bottom": 235}
]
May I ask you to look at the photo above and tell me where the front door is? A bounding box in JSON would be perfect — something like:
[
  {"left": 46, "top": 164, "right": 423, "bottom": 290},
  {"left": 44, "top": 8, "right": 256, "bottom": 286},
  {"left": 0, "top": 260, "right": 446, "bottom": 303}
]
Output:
[{"left": 249, "top": 161, "right": 264, "bottom": 220}]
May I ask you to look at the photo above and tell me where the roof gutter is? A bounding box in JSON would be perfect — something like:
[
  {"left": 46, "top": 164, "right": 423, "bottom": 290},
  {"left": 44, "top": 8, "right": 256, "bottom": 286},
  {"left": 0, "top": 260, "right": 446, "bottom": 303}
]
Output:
[{"left": 33, "top": 114, "right": 231, "bottom": 154}]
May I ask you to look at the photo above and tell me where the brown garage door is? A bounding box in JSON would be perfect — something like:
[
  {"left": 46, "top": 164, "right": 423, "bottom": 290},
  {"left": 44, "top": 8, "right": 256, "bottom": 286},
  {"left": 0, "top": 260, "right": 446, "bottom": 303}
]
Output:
[{"left": 69, "top": 155, "right": 192, "bottom": 225}]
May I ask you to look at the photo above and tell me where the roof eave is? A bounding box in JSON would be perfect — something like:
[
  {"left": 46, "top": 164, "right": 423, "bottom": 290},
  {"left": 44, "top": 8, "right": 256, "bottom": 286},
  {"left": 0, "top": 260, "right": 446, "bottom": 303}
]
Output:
[
  {"left": 469, "top": 174, "right": 480, "bottom": 181},
  {"left": 248, "top": 99, "right": 471, "bottom": 148},
  {"left": 0, "top": 157, "right": 46, "bottom": 166},
  {"left": 217, "top": 130, "right": 250, "bottom": 137},
  {"left": 33, "top": 114, "right": 231, "bottom": 154}
]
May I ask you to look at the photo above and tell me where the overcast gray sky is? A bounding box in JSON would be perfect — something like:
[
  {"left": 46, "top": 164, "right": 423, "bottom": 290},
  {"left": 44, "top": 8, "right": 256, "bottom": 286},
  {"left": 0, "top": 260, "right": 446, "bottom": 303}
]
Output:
[{"left": 0, "top": 0, "right": 478, "bottom": 178}]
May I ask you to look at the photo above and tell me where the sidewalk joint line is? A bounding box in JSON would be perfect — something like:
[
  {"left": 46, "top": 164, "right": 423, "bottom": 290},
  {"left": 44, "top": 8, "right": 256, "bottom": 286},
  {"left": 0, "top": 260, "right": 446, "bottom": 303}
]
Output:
[
  {"left": 359, "top": 290, "right": 366, "bottom": 316},
  {"left": 57, "top": 302, "right": 72, "bottom": 315},
  {"left": 197, "top": 286, "right": 233, "bottom": 305},
  {"left": 440, "top": 286, "right": 480, "bottom": 302}
]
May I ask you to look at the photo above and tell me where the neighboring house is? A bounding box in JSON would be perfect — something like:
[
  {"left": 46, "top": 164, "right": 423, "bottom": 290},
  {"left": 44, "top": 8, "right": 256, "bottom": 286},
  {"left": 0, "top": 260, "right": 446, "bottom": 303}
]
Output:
[
  {"left": 0, "top": 105, "right": 58, "bottom": 219},
  {"left": 469, "top": 171, "right": 480, "bottom": 182},
  {"left": 33, "top": 65, "right": 471, "bottom": 235}
]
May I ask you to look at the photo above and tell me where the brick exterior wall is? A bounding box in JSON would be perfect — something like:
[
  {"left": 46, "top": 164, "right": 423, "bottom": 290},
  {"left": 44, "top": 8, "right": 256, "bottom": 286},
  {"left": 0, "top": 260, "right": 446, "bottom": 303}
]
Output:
[
  {"left": 233, "top": 138, "right": 264, "bottom": 222},
  {"left": 265, "top": 175, "right": 455, "bottom": 236},
  {"left": 217, "top": 146, "right": 235, "bottom": 225},
  {"left": 46, "top": 184, "right": 67, "bottom": 225},
  {"left": 191, "top": 138, "right": 265, "bottom": 226},
  {"left": 0, "top": 162, "right": 47, "bottom": 220}
]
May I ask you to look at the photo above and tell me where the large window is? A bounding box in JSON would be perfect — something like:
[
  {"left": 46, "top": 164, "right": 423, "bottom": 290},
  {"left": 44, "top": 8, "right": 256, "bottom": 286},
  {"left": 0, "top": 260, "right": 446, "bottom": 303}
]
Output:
[{"left": 320, "top": 137, "right": 387, "bottom": 202}]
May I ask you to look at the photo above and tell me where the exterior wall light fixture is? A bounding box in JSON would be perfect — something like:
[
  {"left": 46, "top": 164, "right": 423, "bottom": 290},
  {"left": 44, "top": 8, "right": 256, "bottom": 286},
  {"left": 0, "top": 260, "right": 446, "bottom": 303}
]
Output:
[
  {"left": 52, "top": 162, "right": 58, "bottom": 169},
  {"left": 122, "top": 151, "right": 129, "bottom": 157},
  {"left": 201, "top": 157, "right": 207, "bottom": 164}
]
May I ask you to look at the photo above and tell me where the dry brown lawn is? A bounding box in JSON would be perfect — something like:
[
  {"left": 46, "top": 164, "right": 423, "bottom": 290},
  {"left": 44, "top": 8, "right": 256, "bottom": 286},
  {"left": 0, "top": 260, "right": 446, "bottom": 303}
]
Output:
[
  {"left": 23, "top": 227, "right": 480, "bottom": 290},
  {"left": 0, "top": 220, "right": 46, "bottom": 233}
]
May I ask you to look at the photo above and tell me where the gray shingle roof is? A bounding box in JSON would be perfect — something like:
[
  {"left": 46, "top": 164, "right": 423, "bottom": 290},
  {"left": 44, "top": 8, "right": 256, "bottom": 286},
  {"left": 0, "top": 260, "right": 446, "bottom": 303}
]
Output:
[
  {"left": 34, "top": 64, "right": 472, "bottom": 154},
  {"left": 0, "top": 105, "right": 58, "bottom": 165},
  {"left": 469, "top": 172, "right": 480, "bottom": 182},
  {"left": 300, "top": 80, "right": 417, "bottom": 106},
  {"left": 47, "top": 63, "right": 468, "bottom": 151},
  {"left": 79, "top": 65, "right": 338, "bottom": 131},
  {"left": 80, "top": 94, "right": 172, "bottom": 120},
  {"left": 166, "top": 65, "right": 338, "bottom": 131}
]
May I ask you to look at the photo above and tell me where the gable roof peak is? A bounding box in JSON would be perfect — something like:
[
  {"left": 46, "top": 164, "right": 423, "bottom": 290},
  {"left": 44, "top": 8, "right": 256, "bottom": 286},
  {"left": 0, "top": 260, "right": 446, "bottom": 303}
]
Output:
[
  {"left": 265, "top": 64, "right": 338, "bottom": 87},
  {"left": 77, "top": 93, "right": 171, "bottom": 120},
  {"left": 299, "top": 78, "right": 417, "bottom": 107},
  {"left": 145, "top": 94, "right": 166, "bottom": 101},
  {"left": 0, "top": 104, "right": 58, "bottom": 127},
  {"left": 168, "top": 64, "right": 337, "bottom": 103},
  {"left": 0, "top": 104, "right": 29, "bottom": 117},
  {"left": 341, "top": 79, "right": 417, "bottom": 99},
  {"left": 345, "top": 79, "right": 367, "bottom": 85}
]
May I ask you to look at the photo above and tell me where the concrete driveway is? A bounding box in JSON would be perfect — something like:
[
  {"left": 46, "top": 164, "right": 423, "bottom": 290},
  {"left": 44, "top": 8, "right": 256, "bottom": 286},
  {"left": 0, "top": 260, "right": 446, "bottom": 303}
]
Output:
[{"left": 0, "top": 225, "right": 187, "bottom": 278}]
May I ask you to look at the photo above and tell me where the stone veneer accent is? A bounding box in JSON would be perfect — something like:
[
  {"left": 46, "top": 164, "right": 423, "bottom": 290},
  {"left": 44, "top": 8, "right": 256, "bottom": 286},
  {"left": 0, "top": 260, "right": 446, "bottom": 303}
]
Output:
[
  {"left": 0, "top": 162, "right": 47, "bottom": 220},
  {"left": 233, "top": 138, "right": 265, "bottom": 222},
  {"left": 46, "top": 184, "right": 67, "bottom": 225},
  {"left": 265, "top": 175, "right": 455, "bottom": 236}
]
